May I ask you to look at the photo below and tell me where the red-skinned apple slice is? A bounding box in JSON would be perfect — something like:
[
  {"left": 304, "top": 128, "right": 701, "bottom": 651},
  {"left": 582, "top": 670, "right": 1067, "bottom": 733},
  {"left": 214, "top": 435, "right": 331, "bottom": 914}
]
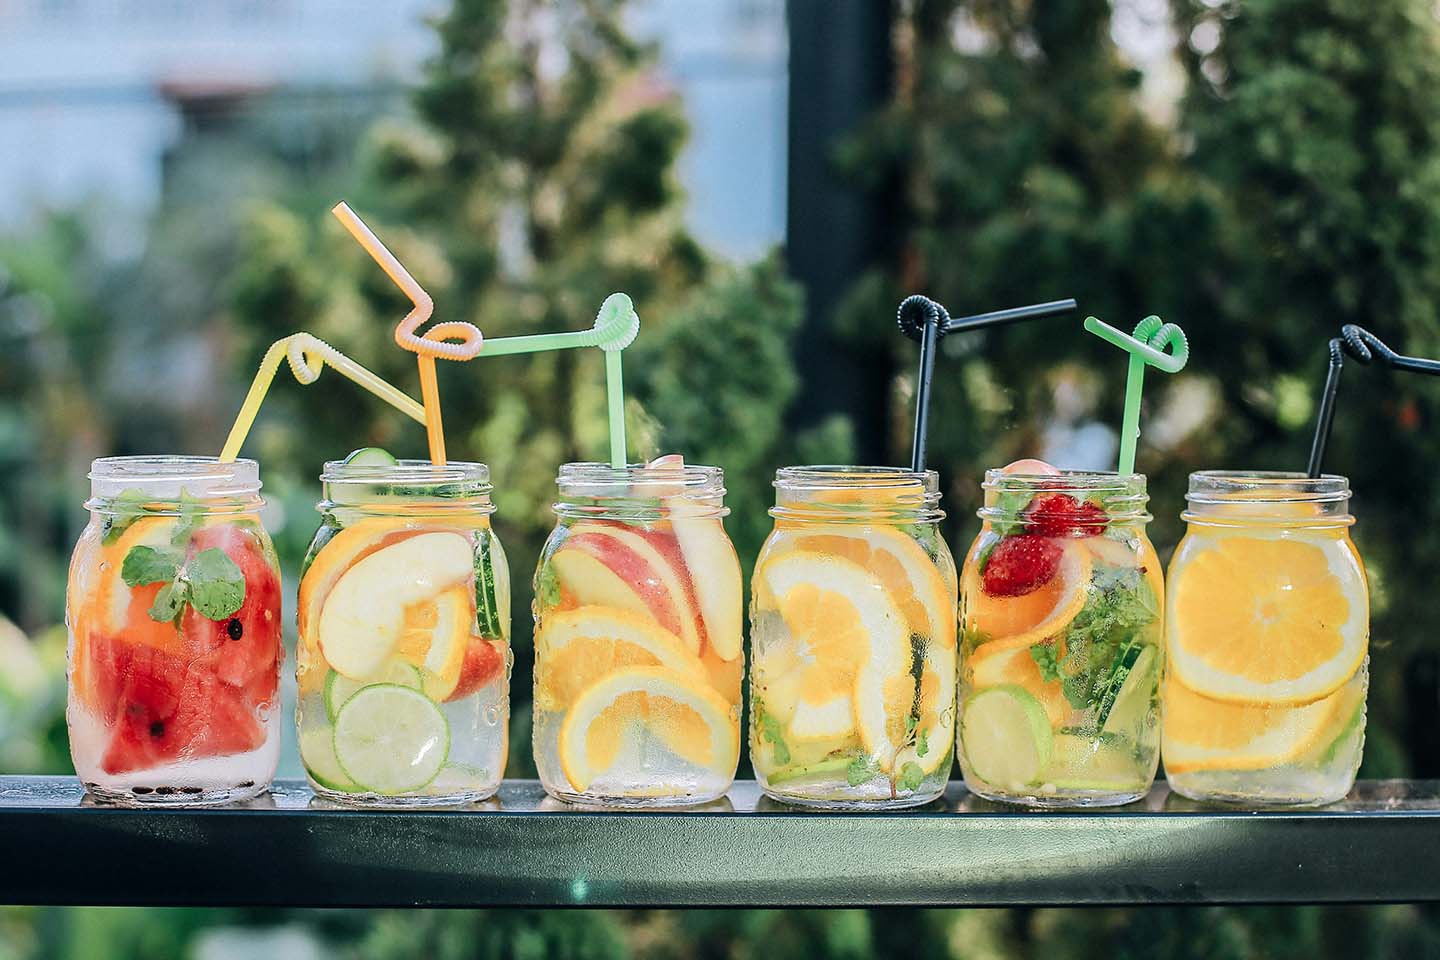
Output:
[
  {"left": 668, "top": 507, "right": 743, "bottom": 662},
  {"left": 551, "top": 524, "right": 703, "bottom": 654}
]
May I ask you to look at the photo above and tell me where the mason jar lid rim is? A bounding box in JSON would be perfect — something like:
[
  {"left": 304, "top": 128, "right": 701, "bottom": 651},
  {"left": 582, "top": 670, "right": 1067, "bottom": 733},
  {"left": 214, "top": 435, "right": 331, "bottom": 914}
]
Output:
[
  {"left": 322, "top": 459, "right": 491, "bottom": 487},
  {"left": 1187, "top": 470, "right": 1351, "bottom": 503},
  {"left": 774, "top": 464, "right": 939, "bottom": 490}
]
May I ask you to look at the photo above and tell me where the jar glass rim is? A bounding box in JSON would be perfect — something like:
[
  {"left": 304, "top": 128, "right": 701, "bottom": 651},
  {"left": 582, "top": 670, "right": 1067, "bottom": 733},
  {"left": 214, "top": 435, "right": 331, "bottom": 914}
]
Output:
[
  {"left": 774, "top": 465, "right": 938, "bottom": 493},
  {"left": 88, "top": 455, "right": 261, "bottom": 502},
  {"left": 557, "top": 461, "right": 724, "bottom": 495},
  {"left": 321, "top": 458, "right": 490, "bottom": 487},
  {"left": 1186, "top": 470, "right": 1350, "bottom": 504}
]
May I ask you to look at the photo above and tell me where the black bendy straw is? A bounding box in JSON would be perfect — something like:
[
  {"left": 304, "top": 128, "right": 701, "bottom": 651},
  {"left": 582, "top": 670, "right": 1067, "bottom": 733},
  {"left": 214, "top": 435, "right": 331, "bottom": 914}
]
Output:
[
  {"left": 1307, "top": 324, "right": 1440, "bottom": 477},
  {"left": 898, "top": 294, "right": 1078, "bottom": 472}
]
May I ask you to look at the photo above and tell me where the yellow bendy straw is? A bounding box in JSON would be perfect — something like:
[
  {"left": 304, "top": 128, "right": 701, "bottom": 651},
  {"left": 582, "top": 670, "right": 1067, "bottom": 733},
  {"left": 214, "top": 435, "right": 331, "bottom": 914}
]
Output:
[
  {"left": 219, "top": 333, "right": 427, "bottom": 462},
  {"left": 330, "top": 202, "right": 483, "bottom": 465}
]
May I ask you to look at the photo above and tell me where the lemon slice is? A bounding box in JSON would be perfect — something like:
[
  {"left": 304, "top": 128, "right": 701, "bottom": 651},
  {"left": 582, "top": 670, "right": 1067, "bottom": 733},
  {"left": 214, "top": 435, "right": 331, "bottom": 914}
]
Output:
[
  {"left": 1161, "top": 674, "right": 1359, "bottom": 775},
  {"left": 964, "top": 540, "right": 1091, "bottom": 653},
  {"left": 781, "top": 526, "right": 956, "bottom": 646},
  {"left": 756, "top": 551, "right": 912, "bottom": 768},
  {"left": 1167, "top": 534, "right": 1368, "bottom": 704},
  {"left": 557, "top": 666, "right": 739, "bottom": 793},
  {"left": 534, "top": 606, "right": 705, "bottom": 712}
]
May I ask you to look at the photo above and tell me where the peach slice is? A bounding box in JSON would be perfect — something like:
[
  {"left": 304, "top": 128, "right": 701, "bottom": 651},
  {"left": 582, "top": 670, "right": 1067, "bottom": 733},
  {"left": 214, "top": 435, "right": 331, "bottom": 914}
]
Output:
[
  {"left": 318, "top": 532, "right": 473, "bottom": 680},
  {"left": 552, "top": 523, "right": 703, "bottom": 654}
]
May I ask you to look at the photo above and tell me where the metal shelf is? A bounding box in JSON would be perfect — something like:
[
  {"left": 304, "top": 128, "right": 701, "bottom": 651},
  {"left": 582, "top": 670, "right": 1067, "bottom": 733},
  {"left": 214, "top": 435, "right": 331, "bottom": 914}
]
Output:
[{"left": 2, "top": 777, "right": 1437, "bottom": 908}]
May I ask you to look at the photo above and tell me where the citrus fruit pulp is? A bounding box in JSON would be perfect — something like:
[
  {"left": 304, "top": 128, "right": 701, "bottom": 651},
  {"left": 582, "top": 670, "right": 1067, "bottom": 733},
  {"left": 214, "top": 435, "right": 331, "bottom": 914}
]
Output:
[{"left": 534, "top": 606, "right": 704, "bottom": 712}]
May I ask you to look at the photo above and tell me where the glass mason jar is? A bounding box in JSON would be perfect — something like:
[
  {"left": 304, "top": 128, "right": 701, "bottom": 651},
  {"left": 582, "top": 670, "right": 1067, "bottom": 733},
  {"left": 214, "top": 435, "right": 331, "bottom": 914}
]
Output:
[
  {"left": 65, "top": 456, "right": 282, "bottom": 805},
  {"left": 1163, "top": 471, "right": 1368, "bottom": 806},
  {"left": 296, "top": 458, "right": 512, "bottom": 806},
  {"left": 750, "top": 466, "right": 959, "bottom": 810},
  {"left": 532, "top": 461, "right": 743, "bottom": 807},
  {"left": 957, "top": 469, "right": 1162, "bottom": 807}
]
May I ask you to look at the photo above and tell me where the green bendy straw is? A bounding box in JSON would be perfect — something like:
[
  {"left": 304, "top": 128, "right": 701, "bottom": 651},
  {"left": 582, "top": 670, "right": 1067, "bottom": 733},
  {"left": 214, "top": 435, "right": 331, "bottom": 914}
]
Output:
[
  {"left": 1083, "top": 314, "right": 1190, "bottom": 475},
  {"left": 476, "top": 292, "right": 640, "bottom": 468}
]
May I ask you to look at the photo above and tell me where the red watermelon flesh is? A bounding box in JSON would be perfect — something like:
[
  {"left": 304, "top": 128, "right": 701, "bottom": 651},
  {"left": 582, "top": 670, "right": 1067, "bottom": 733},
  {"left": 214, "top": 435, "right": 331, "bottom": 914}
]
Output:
[{"left": 180, "top": 523, "right": 281, "bottom": 697}]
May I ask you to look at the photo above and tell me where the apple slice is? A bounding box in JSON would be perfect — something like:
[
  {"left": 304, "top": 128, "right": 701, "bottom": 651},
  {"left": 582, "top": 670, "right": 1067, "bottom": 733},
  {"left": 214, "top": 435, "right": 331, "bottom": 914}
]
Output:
[
  {"left": 552, "top": 523, "right": 703, "bottom": 654},
  {"left": 668, "top": 509, "right": 743, "bottom": 661},
  {"left": 319, "top": 532, "right": 473, "bottom": 680}
]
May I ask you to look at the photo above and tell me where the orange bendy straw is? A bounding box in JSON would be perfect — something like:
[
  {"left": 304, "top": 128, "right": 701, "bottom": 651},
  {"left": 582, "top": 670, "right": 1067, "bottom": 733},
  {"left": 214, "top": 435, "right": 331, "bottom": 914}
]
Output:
[{"left": 330, "top": 202, "right": 483, "bottom": 465}]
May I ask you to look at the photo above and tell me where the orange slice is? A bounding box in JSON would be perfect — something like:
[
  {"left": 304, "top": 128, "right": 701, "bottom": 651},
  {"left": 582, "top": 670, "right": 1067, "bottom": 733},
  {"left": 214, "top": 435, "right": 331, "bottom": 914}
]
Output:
[
  {"left": 1161, "top": 673, "right": 1361, "bottom": 774},
  {"left": 395, "top": 586, "right": 474, "bottom": 700},
  {"left": 756, "top": 551, "right": 911, "bottom": 769},
  {"left": 1167, "top": 533, "right": 1368, "bottom": 704},
  {"left": 534, "top": 606, "right": 704, "bottom": 712},
  {"left": 780, "top": 525, "right": 956, "bottom": 646},
  {"left": 968, "top": 643, "right": 1069, "bottom": 727},
  {"left": 557, "top": 665, "right": 738, "bottom": 793},
  {"left": 964, "top": 540, "right": 1091, "bottom": 654}
]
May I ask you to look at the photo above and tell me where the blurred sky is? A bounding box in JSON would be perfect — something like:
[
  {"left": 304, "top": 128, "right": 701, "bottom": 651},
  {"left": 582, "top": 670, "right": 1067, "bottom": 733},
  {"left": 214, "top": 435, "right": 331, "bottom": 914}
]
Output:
[{"left": 0, "top": 0, "right": 789, "bottom": 260}]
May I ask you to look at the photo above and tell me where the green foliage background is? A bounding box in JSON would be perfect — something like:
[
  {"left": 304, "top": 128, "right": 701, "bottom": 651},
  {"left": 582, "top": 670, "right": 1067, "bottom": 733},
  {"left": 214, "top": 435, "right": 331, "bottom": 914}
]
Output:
[{"left": 3, "top": 0, "right": 1440, "bottom": 955}]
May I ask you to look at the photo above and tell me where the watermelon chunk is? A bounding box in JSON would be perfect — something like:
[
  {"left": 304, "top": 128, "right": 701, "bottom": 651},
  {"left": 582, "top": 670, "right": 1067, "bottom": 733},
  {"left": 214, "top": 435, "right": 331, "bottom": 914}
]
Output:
[{"left": 181, "top": 523, "right": 282, "bottom": 697}]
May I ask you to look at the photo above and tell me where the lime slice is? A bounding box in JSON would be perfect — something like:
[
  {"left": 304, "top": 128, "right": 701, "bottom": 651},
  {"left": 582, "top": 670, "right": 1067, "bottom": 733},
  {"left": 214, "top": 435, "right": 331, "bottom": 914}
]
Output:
[
  {"left": 299, "top": 724, "right": 360, "bottom": 793},
  {"left": 1047, "top": 733, "right": 1147, "bottom": 790},
  {"left": 334, "top": 684, "right": 449, "bottom": 794},
  {"left": 1101, "top": 645, "right": 1157, "bottom": 739},
  {"left": 961, "top": 685, "right": 1053, "bottom": 790},
  {"left": 324, "top": 661, "right": 424, "bottom": 723},
  {"left": 343, "top": 447, "right": 398, "bottom": 466}
]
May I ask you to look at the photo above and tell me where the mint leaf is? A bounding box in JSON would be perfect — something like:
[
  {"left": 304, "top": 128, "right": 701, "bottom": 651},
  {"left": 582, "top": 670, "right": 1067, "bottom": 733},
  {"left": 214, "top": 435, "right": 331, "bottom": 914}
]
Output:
[
  {"left": 916, "top": 726, "right": 930, "bottom": 758},
  {"left": 186, "top": 548, "right": 246, "bottom": 621},
  {"left": 846, "top": 755, "right": 878, "bottom": 786},
  {"left": 102, "top": 489, "right": 152, "bottom": 545},
  {"left": 170, "top": 490, "right": 205, "bottom": 547},
  {"left": 759, "top": 707, "right": 791, "bottom": 765},
  {"left": 989, "top": 488, "right": 1036, "bottom": 536},
  {"left": 1029, "top": 642, "right": 1063, "bottom": 683},
  {"left": 534, "top": 561, "right": 563, "bottom": 614},
  {"left": 1052, "top": 562, "right": 1161, "bottom": 715},
  {"left": 148, "top": 581, "right": 187, "bottom": 624},
  {"left": 896, "top": 761, "right": 925, "bottom": 793},
  {"left": 121, "top": 545, "right": 181, "bottom": 587}
]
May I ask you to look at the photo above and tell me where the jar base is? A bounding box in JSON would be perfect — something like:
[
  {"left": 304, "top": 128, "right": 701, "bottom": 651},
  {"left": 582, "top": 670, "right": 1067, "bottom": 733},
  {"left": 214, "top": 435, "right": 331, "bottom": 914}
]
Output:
[
  {"left": 543, "top": 787, "right": 728, "bottom": 809},
  {"left": 310, "top": 781, "right": 497, "bottom": 808},
  {"left": 84, "top": 780, "right": 269, "bottom": 808},
  {"left": 760, "top": 788, "right": 943, "bottom": 811},
  {"left": 1166, "top": 772, "right": 1354, "bottom": 808},
  {"left": 964, "top": 782, "right": 1150, "bottom": 809}
]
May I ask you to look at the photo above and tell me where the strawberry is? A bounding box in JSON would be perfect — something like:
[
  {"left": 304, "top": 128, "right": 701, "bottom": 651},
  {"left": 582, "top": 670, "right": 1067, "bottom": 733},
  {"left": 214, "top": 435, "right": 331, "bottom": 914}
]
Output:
[
  {"left": 1023, "top": 493, "right": 1107, "bottom": 538},
  {"left": 981, "top": 535, "right": 1063, "bottom": 597}
]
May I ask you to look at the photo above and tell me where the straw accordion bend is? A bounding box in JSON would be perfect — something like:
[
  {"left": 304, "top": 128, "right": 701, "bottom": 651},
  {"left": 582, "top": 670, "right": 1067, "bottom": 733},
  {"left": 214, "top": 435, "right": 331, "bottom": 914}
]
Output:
[{"left": 585, "top": 292, "right": 641, "bottom": 352}]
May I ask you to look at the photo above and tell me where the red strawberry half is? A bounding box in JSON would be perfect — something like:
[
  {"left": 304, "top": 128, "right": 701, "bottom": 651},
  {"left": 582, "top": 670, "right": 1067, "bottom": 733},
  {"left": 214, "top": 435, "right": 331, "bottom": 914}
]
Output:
[
  {"left": 1023, "top": 493, "right": 1107, "bottom": 538},
  {"left": 981, "top": 535, "right": 1063, "bottom": 597}
]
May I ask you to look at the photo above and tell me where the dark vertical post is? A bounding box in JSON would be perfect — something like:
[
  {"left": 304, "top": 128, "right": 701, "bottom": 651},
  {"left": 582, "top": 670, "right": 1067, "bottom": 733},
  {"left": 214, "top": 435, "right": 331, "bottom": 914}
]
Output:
[{"left": 785, "top": 0, "right": 892, "bottom": 462}]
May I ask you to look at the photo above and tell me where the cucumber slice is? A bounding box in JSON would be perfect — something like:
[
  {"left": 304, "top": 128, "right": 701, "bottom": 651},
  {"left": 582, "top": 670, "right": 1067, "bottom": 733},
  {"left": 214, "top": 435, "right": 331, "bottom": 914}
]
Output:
[
  {"left": 474, "top": 534, "right": 503, "bottom": 639},
  {"left": 334, "top": 684, "right": 450, "bottom": 795},
  {"left": 1048, "top": 733, "right": 1147, "bottom": 790},
  {"left": 323, "top": 661, "right": 424, "bottom": 723},
  {"left": 299, "top": 724, "right": 360, "bottom": 793},
  {"left": 961, "top": 685, "right": 1053, "bottom": 790},
  {"left": 1101, "top": 645, "right": 1157, "bottom": 738},
  {"left": 343, "top": 447, "right": 398, "bottom": 466}
]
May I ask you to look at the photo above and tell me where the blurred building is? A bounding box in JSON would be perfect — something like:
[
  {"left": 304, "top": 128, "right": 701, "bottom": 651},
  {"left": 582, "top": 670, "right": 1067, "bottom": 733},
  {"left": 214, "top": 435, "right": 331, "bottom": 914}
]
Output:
[{"left": 0, "top": 0, "right": 787, "bottom": 259}]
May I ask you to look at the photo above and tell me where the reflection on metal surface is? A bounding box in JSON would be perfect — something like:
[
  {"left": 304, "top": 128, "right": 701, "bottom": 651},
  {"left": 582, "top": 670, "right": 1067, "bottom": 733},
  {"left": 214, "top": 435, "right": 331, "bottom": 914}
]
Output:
[{"left": 2, "top": 777, "right": 1438, "bottom": 907}]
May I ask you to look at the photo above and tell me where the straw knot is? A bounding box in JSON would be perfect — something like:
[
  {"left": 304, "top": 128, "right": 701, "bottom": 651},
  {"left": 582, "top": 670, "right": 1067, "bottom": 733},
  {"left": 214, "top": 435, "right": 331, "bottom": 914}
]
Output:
[
  {"left": 897, "top": 295, "right": 951, "bottom": 342},
  {"left": 285, "top": 333, "right": 329, "bottom": 385},
  {"left": 1340, "top": 325, "right": 1387, "bottom": 366},
  {"left": 590, "top": 292, "right": 640, "bottom": 352},
  {"left": 1133, "top": 315, "right": 1190, "bottom": 372}
]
